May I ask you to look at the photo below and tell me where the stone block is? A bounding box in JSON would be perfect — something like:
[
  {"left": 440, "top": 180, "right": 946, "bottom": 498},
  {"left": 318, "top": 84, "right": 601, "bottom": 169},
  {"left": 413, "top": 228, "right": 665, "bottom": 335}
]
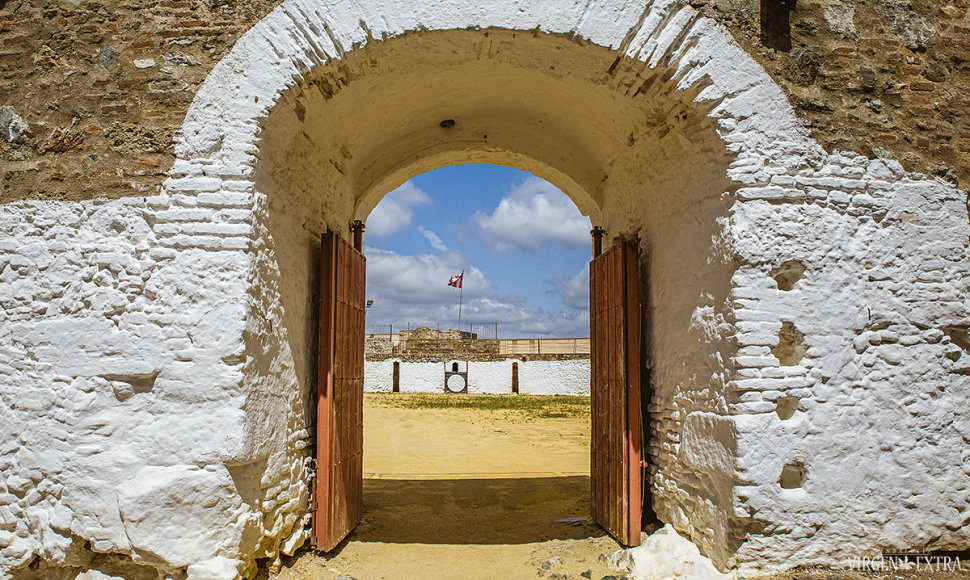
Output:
[{"left": 118, "top": 466, "right": 244, "bottom": 568}]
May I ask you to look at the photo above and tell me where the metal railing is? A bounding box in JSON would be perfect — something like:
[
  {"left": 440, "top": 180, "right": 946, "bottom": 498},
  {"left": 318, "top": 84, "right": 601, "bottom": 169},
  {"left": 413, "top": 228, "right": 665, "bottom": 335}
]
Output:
[
  {"left": 405, "top": 322, "right": 440, "bottom": 332},
  {"left": 461, "top": 323, "right": 498, "bottom": 340},
  {"left": 365, "top": 324, "right": 393, "bottom": 337},
  {"left": 365, "top": 323, "right": 589, "bottom": 352}
]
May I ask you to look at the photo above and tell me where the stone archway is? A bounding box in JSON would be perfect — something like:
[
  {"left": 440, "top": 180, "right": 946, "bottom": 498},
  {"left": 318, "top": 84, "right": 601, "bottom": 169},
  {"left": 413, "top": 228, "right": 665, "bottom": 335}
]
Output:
[
  {"left": 4, "top": 0, "right": 968, "bottom": 578},
  {"left": 163, "top": 0, "right": 820, "bottom": 573},
  {"left": 162, "top": 0, "right": 970, "bottom": 571}
]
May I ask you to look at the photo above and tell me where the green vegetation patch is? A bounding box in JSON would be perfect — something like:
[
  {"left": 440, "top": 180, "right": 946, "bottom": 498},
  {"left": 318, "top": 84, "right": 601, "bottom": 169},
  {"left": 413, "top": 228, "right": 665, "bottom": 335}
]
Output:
[{"left": 366, "top": 393, "right": 590, "bottom": 419}]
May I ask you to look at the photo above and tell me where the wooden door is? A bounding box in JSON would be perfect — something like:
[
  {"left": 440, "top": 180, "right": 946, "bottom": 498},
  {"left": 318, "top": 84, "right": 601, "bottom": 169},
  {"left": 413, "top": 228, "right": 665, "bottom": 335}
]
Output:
[
  {"left": 312, "top": 231, "right": 366, "bottom": 551},
  {"left": 589, "top": 239, "right": 642, "bottom": 546}
]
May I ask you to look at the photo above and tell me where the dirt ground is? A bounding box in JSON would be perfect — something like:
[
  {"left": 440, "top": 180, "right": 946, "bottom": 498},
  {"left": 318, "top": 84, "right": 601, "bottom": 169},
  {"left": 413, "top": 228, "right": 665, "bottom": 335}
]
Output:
[
  {"left": 265, "top": 394, "right": 970, "bottom": 580},
  {"left": 267, "top": 394, "right": 624, "bottom": 579}
]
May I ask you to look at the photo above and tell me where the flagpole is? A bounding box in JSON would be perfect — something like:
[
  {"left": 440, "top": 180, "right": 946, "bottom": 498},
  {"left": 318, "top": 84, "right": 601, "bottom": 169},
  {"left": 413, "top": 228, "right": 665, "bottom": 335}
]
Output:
[{"left": 457, "top": 271, "right": 463, "bottom": 332}]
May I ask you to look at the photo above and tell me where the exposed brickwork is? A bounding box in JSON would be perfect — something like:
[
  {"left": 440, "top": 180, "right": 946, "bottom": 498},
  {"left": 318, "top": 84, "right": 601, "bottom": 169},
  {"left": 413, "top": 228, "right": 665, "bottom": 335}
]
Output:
[
  {"left": 0, "top": 0, "right": 280, "bottom": 202},
  {"left": 696, "top": 0, "right": 970, "bottom": 188}
]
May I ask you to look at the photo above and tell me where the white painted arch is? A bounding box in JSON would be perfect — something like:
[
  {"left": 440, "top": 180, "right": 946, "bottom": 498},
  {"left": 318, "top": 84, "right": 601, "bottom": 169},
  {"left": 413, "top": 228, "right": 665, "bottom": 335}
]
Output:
[
  {"left": 174, "top": 0, "right": 824, "bottom": 211},
  {"left": 164, "top": 1, "right": 818, "bottom": 574}
]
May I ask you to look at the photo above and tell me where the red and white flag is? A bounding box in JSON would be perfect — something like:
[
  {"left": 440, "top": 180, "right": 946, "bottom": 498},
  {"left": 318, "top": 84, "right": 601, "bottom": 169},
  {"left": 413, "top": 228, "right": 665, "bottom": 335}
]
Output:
[{"left": 448, "top": 273, "right": 463, "bottom": 289}]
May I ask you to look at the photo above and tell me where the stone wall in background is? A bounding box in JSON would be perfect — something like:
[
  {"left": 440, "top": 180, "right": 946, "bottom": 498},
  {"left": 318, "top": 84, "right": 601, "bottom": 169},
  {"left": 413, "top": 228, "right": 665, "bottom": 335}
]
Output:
[
  {"left": 371, "top": 327, "right": 502, "bottom": 361},
  {"left": 364, "top": 329, "right": 591, "bottom": 362}
]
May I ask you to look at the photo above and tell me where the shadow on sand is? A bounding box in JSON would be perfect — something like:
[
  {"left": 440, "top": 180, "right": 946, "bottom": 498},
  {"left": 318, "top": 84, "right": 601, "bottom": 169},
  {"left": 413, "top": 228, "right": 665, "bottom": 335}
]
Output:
[{"left": 341, "top": 475, "right": 605, "bottom": 546}]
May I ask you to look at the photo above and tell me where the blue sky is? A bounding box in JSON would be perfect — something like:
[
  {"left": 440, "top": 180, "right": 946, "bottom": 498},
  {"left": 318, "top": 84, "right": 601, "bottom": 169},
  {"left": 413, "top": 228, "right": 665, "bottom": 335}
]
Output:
[{"left": 363, "top": 165, "right": 591, "bottom": 339}]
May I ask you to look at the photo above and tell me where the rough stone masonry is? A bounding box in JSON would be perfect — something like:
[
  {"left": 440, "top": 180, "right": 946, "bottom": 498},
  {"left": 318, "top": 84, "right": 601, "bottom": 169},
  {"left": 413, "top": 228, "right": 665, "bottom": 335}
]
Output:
[{"left": 0, "top": 0, "right": 969, "bottom": 579}]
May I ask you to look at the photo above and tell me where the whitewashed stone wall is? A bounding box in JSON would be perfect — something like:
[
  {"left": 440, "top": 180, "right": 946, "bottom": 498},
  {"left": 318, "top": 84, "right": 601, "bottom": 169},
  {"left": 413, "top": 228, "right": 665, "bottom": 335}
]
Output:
[
  {"left": 0, "top": 0, "right": 968, "bottom": 578},
  {"left": 726, "top": 158, "right": 970, "bottom": 572},
  {"left": 363, "top": 359, "right": 591, "bottom": 395},
  {"left": 0, "top": 199, "right": 273, "bottom": 579}
]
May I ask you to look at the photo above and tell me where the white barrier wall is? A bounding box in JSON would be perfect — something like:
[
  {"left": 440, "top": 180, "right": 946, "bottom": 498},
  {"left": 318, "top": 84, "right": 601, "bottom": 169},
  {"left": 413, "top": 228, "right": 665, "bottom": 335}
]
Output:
[{"left": 363, "top": 359, "right": 591, "bottom": 396}]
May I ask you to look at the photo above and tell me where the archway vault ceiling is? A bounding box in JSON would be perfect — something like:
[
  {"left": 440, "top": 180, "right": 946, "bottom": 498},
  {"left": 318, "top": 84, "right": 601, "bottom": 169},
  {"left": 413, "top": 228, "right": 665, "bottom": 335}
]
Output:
[
  {"left": 177, "top": 0, "right": 822, "bottom": 237},
  {"left": 258, "top": 28, "right": 730, "bottom": 226}
]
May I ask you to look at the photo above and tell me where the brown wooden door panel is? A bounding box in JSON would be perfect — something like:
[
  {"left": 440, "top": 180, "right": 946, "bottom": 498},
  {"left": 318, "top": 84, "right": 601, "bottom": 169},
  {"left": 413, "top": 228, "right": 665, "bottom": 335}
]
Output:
[
  {"left": 590, "top": 240, "right": 642, "bottom": 547},
  {"left": 313, "top": 231, "right": 366, "bottom": 552}
]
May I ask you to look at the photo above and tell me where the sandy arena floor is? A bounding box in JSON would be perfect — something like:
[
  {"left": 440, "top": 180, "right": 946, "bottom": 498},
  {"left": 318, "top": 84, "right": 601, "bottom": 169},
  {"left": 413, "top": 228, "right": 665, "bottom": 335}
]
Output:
[
  {"left": 265, "top": 394, "right": 970, "bottom": 580},
  {"left": 267, "top": 393, "right": 626, "bottom": 579}
]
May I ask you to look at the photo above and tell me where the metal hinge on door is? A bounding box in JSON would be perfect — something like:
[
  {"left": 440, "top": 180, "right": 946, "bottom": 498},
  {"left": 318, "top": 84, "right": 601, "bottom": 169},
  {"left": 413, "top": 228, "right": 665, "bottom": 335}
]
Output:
[{"left": 308, "top": 457, "right": 318, "bottom": 511}]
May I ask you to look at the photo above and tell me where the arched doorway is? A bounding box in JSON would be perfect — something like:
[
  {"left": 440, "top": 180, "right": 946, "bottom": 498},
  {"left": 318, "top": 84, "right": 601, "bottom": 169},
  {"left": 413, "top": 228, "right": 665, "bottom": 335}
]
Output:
[
  {"left": 240, "top": 22, "right": 739, "bottom": 560},
  {"left": 242, "top": 23, "right": 730, "bottom": 549},
  {"left": 313, "top": 160, "right": 647, "bottom": 553},
  {"left": 165, "top": 0, "right": 842, "bottom": 573}
]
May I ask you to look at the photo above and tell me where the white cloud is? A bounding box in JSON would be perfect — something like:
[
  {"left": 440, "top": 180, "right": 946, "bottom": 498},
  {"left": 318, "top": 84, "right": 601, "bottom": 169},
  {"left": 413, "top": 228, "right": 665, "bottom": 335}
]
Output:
[
  {"left": 362, "top": 173, "right": 593, "bottom": 338},
  {"left": 418, "top": 226, "right": 449, "bottom": 252},
  {"left": 551, "top": 264, "right": 589, "bottom": 310},
  {"left": 500, "top": 293, "right": 527, "bottom": 305},
  {"left": 364, "top": 247, "right": 589, "bottom": 338},
  {"left": 366, "top": 182, "right": 432, "bottom": 237},
  {"left": 471, "top": 177, "right": 591, "bottom": 253},
  {"left": 509, "top": 309, "right": 589, "bottom": 338},
  {"left": 364, "top": 247, "right": 487, "bottom": 306}
]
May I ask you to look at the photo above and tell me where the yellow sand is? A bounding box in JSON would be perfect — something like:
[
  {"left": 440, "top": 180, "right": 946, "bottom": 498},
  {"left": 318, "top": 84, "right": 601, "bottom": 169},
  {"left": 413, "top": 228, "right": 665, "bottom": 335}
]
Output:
[{"left": 270, "top": 394, "right": 624, "bottom": 579}]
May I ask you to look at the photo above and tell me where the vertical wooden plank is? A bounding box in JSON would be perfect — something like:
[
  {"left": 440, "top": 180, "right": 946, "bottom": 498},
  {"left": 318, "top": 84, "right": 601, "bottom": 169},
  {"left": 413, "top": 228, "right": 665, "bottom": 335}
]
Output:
[
  {"left": 589, "top": 240, "right": 642, "bottom": 547},
  {"left": 624, "top": 243, "right": 642, "bottom": 544},
  {"left": 313, "top": 231, "right": 366, "bottom": 552},
  {"left": 313, "top": 232, "right": 337, "bottom": 550},
  {"left": 511, "top": 362, "right": 519, "bottom": 394}
]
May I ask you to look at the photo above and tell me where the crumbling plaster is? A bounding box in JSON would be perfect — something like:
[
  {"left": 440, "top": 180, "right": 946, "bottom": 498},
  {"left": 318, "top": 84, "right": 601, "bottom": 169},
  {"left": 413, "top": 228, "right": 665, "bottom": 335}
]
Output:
[{"left": 0, "top": 0, "right": 968, "bottom": 578}]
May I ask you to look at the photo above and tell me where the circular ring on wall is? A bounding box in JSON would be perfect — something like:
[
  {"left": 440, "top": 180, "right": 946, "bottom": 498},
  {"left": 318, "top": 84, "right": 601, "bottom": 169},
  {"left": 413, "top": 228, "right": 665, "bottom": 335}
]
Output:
[{"left": 445, "top": 372, "right": 468, "bottom": 393}]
